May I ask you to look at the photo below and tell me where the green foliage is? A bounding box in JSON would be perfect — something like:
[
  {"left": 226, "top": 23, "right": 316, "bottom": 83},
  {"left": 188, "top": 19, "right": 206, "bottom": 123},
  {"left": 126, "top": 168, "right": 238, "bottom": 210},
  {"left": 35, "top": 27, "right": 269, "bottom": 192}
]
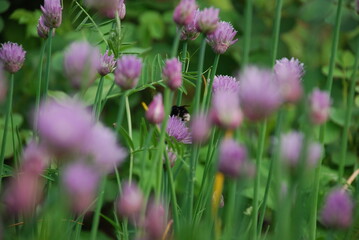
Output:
[{"left": 10, "top": 9, "right": 41, "bottom": 37}]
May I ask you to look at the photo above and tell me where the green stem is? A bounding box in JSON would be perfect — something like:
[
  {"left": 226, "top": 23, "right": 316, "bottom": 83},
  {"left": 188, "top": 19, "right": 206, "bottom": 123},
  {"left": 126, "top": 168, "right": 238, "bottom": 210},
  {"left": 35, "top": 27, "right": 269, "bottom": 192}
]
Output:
[
  {"left": 171, "top": 29, "right": 182, "bottom": 58},
  {"left": 115, "top": 94, "right": 126, "bottom": 133},
  {"left": 35, "top": 42, "right": 46, "bottom": 132},
  {"left": 223, "top": 180, "right": 237, "bottom": 240},
  {"left": 204, "top": 54, "right": 220, "bottom": 110},
  {"left": 176, "top": 41, "right": 188, "bottom": 105},
  {"left": 242, "top": 0, "right": 253, "bottom": 66},
  {"left": 93, "top": 76, "right": 104, "bottom": 119},
  {"left": 99, "top": 81, "right": 115, "bottom": 113},
  {"left": 310, "top": 1, "right": 344, "bottom": 239},
  {"left": 270, "top": 0, "right": 283, "bottom": 66},
  {"left": 187, "top": 145, "right": 199, "bottom": 221},
  {"left": 90, "top": 177, "right": 107, "bottom": 240},
  {"left": 252, "top": 121, "right": 267, "bottom": 240},
  {"left": 43, "top": 28, "right": 53, "bottom": 99},
  {"left": 0, "top": 74, "right": 14, "bottom": 190},
  {"left": 140, "top": 127, "right": 155, "bottom": 188},
  {"left": 338, "top": 39, "right": 359, "bottom": 180},
  {"left": 125, "top": 95, "right": 134, "bottom": 183},
  {"left": 194, "top": 37, "right": 206, "bottom": 114}
]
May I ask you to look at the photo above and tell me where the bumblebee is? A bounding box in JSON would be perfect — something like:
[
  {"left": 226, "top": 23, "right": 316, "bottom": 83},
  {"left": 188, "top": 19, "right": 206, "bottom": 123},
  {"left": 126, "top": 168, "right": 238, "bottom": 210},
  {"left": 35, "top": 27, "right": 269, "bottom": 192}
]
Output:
[{"left": 170, "top": 105, "right": 190, "bottom": 122}]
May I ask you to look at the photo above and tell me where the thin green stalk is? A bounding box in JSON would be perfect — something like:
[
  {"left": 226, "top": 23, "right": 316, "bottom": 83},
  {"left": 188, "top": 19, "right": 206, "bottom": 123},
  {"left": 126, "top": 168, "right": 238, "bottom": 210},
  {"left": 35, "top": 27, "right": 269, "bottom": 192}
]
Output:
[
  {"left": 204, "top": 54, "right": 220, "bottom": 110},
  {"left": 252, "top": 121, "right": 267, "bottom": 240},
  {"left": 93, "top": 76, "right": 104, "bottom": 119},
  {"left": 223, "top": 180, "right": 237, "bottom": 240},
  {"left": 177, "top": 41, "right": 188, "bottom": 105},
  {"left": 338, "top": 39, "right": 359, "bottom": 180},
  {"left": 99, "top": 81, "right": 115, "bottom": 113},
  {"left": 171, "top": 28, "right": 182, "bottom": 58},
  {"left": 0, "top": 74, "right": 14, "bottom": 190},
  {"left": 43, "top": 28, "right": 53, "bottom": 99},
  {"left": 270, "top": 0, "right": 283, "bottom": 66},
  {"left": 35, "top": 42, "right": 46, "bottom": 132},
  {"left": 193, "top": 37, "right": 206, "bottom": 114},
  {"left": 164, "top": 152, "right": 180, "bottom": 235},
  {"left": 310, "top": 1, "right": 344, "bottom": 239},
  {"left": 187, "top": 145, "right": 199, "bottom": 221},
  {"left": 242, "top": 0, "right": 253, "bottom": 66},
  {"left": 140, "top": 127, "right": 155, "bottom": 188},
  {"left": 125, "top": 95, "right": 134, "bottom": 183},
  {"left": 90, "top": 177, "right": 107, "bottom": 240},
  {"left": 115, "top": 94, "right": 126, "bottom": 133}
]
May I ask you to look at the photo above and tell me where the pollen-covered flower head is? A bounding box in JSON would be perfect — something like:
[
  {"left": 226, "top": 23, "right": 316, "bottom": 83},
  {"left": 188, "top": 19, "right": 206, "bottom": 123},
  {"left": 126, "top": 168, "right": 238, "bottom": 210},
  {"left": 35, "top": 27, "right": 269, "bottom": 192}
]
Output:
[
  {"left": 173, "top": 0, "right": 198, "bottom": 26},
  {"left": 320, "top": 188, "right": 353, "bottom": 229},
  {"left": 196, "top": 7, "right": 220, "bottom": 34},
  {"left": 181, "top": 9, "right": 200, "bottom": 41},
  {"left": 36, "top": 98, "right": 94, "bottom": 154},
  {"left": 63, "top": 42, "right": 100, "bottom": 89},
  {"left": 239, "top": 66, "right": 282, "bottom": 121},
  {"left": 207, "top": 21, "right": 238, "bottom": 54},
  {"left": 62, "top": 162, "right": 100, "bottom": 213},
  {"left": 0, "top": 42, "right": 26, "bottom": 73},
  {"left": 98, "top": 50, "right": 116, "bottom": 76},
  {"left": 274, "top": 57, "right": 304, "bottom": 103},
  {"left": 218, "top": 138, "right": 248, "bottom": 178},
  {"left": 308, "top": 88, "right": 331, "bottom": 125},
  {"left": 210, "top": 90, "right": 243, "bottom": 129},
  {"left": 166, "top": 116, "right": 192, "bottom": 144},
  {"left": 115, "top": 55, "right": 142, "bottom": 90},
  {"left": 212, "top": 75, "right": 240, "bottom": 95},
  {"left": 37, "top": 15, "right": 53, "bottom": 39},
  {"left": 41, "top": 0, "right": 62, "bottom": 28},
  {"left": 162, "top": 58, "right": 182, "bottom": 91},
  {"left": 146, "top": 93, "right": 165, "bottom": 124}
]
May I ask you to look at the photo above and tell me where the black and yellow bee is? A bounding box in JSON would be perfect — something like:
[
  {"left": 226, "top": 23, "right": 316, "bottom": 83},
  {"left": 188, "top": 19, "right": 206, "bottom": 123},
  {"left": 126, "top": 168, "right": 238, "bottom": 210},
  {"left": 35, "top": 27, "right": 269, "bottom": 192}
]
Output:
[{"left": 170, "top": 105, "right": 190, "bottom": 122}]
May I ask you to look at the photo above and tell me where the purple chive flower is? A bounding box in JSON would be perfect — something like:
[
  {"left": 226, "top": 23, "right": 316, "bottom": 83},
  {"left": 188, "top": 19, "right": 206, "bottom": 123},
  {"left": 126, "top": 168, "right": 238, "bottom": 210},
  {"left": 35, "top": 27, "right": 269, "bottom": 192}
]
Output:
[
  {"left": 0, "top": 65, "right": 6, "bottom": 102},
  {"left": 115, "top": 55, "right": 142, "bottom": 90},
  {"left": 206, "top": 21, "right": 238, "bottom": 54},
  {"left": 63, "top": 42, "right": 100, "bottom": 89},
  {"left": 218, "top": 138, "right": 248, "bottom": 178},
  {"left": 239, "top": 66, "right": 282, "bottom": 121},
  {"left": 181, "top": 10, "right": 200, "bottom": 41},
  {"left": 40, "top": 0, "right": 62, "bottom": 28},
  {"left": 210, "top": 91, "right": 243, "bottom": 129},
  {"left": 212, "top": 75, "right": 240, "bottom": 95},
  {"left": 190, "top": 113, "right": 211, "bottom": 144},
  {"left": 98, "top": 50, "right": 116, "bottom": 76},
  {"left": 83, "top": 123, "right": 127, "bottom": 173},
  {"left": 308, "top": 88, "right": 331, "bottom": 125},
  {"left": 4, "top": 172, "right": 43, "bottom": 215},
  {"left": 0, "top": 42, "right": 26, "bottom": 73},
  {"left": 166, "top": 116, "right": 192, "bottom": 144},
  {"left": 279, "top": 131, "right": 322, "bottom": 169},
  {"left": 320, "top": 188, "right": 353, "bottom": 229},
  {"left": 196, "top": 7, "right": 220, "bottom": 34},
  {"left": 162, "top": 58, "right": 182, "bottom": 91},
  {"left": 62, "top": 162, "right": 100, "bottom": 213},
  {"left": 21, "top": 141, "right": 49, "bottom": 175},
  {"left": 117, "top": 182, "right": 143, "bottom": 220},
  {"left": 274, "top": 57, "right": 304, "bottom": 103},
  {"left": 85, "top": 0, "right": 126, "bottom": 19},
  {"left": 173, "top": 0, "right": 198, "bottom": 26},
  {"left": 36, "top": 98, "right": 94, "bottom": 155},
  {"left": 164, "top": 148, "right": 177, "bottom": 167},
  {"left": 37, "top": 15, "right": 53, "bottom": 39},
  {"left": 146, "top": 93, "right": 165, "bottom": 124},
  {"left": 144, "top": 202, "right": 167, "bottom": 239}
]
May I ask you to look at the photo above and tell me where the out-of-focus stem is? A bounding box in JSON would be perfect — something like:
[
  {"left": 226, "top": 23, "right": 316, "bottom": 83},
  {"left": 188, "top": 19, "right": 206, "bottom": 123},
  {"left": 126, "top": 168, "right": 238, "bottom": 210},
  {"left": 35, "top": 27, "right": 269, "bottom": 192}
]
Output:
[
  {"left": 242, "top": 0, "right": 253, "bottom": 66},
  {"left": 90, "top": 177, "right": 107, "bottom": 240},
  {"left": 43, "top": 28, "right": 53, "bottom": 99},
  {"left": 204, "top": 54, "right": 220, "bottom": 110},
  {"left": 193, "top": 37, "right": 206, "bottom": 114}
]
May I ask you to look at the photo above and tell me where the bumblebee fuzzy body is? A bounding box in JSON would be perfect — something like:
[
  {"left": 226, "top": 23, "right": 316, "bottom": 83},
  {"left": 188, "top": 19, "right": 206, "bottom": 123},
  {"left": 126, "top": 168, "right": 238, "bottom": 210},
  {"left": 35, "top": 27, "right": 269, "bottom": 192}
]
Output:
[{"left": 170, "top": 105, "right": 190, "bottom": 122}]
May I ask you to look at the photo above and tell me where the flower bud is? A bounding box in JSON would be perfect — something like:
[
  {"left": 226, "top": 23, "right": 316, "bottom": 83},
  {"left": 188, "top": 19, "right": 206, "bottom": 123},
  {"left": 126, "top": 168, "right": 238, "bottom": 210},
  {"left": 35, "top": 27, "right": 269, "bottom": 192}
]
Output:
[
  {"left": 308, "top": 88, "right": 331, "bottom": 125},
  {"left": 190, "top": 113, "right": 211, "bottom": 144},
  {"left": 0, "top": 42, "right": 26, "bottom": 73},
  {"left": 115, "top": 55, "right": 142, "bottom": 90},
  {"left": 146, "top": 93, "right": 165, "bottom": 124},
  {"left": 173, "top": 0, "right": 198, "bottom": 26},
  {"left": 21, "top": 141, "right": 49, "bottom": 175},
  {"left": 41, "top": 0, "right": 62, "bottom": 28},
  {"left": 98, "top": 50, "right": 116, "bottom": 76},
  {"left": 144, "top": 202, "right": 167, "bottom": 239},
  {"left": 162, "top": 58, "right": 182, "bottom": 90},
  {"left": 218, "top": 139, "right": 248, "bottom": 178},
  {"left": 37, "top": 15, "right": 53, "bottom": 39},
  {"left": 117, "top": 182, "right": 143, "bottom": 221}
]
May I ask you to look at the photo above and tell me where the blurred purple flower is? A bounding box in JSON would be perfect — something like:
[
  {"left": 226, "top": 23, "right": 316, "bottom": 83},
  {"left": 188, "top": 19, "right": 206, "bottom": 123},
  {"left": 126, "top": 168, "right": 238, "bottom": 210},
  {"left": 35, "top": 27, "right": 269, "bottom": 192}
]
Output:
[
  {"left": 85, "top": 0, "right": 126, "bottom": 19},
  {"left": 0, "top": 42, "right": 26, "bottom": 73},
  {"left": 41, "top": 0, "right": 62, "bottom": 28},
  {"left": 98, "top": 50, "right": 116, "bottom": 76},
  {"left": 167, "top": 116, "right": 192, "bottom": 144},
  {"left": 190, "top": 112, "right": 211, "bottom": 144},
  {"left": 180, "top": 10, "right": 200, "bottom": 41},
  {"left": 239, "top": 66, "right": 282, "bottom": 121},
  {"left": 207, "top": 21, "right": 238, "bottom": 54},
  {"left": 146, "top": 93, "right": 165, "bottom": 124},
  {"left": 308, "top": 88, "right": 331, "bottom": 125},
  {"left": 212, "top": 75, "right": 240, "bottom": 95},
  {"left": 62, "top": 162, "right": 100, "bottom": 213},
  {"left": 274, "top": 57, "right": 304, "bottom": 103},
  {"left": 36, "top": 98, "right": 94, "bottom": 154},
  {"left": 63, "top": 41, "right": 100, "bottom": 89},
  {"left": 279, "top": 131, "right": 322, "bottom": 169},
  {"left": 165, "top": 148, "right": 177, "bottom": 167},
  {"left": 173, "top": 0, "right": 198, "bottom": 26},
  {"left": 196, "top": 7, "right": 220, "bottom": 34},
  {"left": 144, "top": 201, "right": 167, "bottom": 239},
  {"left": 320, "top": 188, "right": 353, "bottom": 229},
  {"left": 162, "top": 58, "right": 182, "bottom": 91},
  {"left": 218, "top": 138, "right": 248, "bottom": 178},
  {"left": 210, "top": 91, "right": 243, "bottom": 129},
  {"left": 21, "top": 141, "right": 49, "bottom": 175},
  {"left": 117, "top": 181, "right": 144, "bottom": 221},
  {"left": 115, "top": 55, "right": 142, "bottom": 90},
  {"left": 83, "top": 123, "right": 127, "bottom": 173},
  {"left": 37, "top": 15, "right": 53, "bottom": 39}
]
